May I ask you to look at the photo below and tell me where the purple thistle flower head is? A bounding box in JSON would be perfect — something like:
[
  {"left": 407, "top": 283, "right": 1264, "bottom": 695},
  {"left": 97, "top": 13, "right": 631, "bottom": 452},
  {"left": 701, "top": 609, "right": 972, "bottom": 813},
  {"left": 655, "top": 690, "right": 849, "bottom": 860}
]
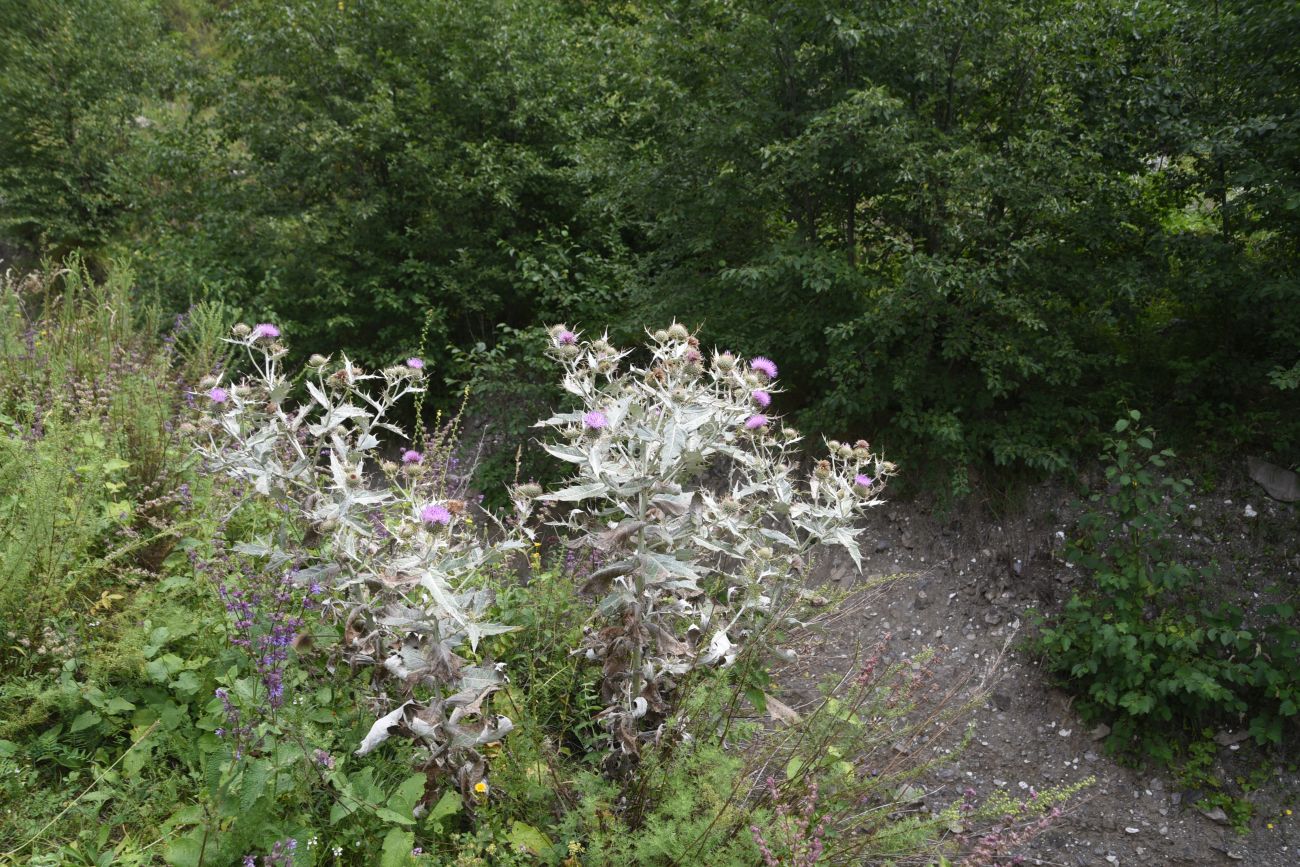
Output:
[
  {"left": 208, "top": 386, "right": 229, "bottom": 404},
  {"left": 751, "top": 388, "right": 771, "bottom": 408},
  {"left": 401, "top": 449, "right": 424, "bottom": 464},
  {"left": 556, "top": 330, "right": 577, "bottom": 346},
  {"left": 250, "top": 323, "right": 280, "bottom": 340},
  {"left": 749, "top": 356, "right": 778, "bottom": 380},
  {"left": 420, "top": 503, "right": 452, "bottom": 525},
  {"left": 583, "top": 410, "right": 608, "bottom": 430},
  {"left": 406, "top": 356, "right": 424, "bottom": 369},
  {"left": 744, "top": 414, "right": 768, "bottom": 430},
  {"left": 854, "top": 473, "right": 874, "bottom": 492}
]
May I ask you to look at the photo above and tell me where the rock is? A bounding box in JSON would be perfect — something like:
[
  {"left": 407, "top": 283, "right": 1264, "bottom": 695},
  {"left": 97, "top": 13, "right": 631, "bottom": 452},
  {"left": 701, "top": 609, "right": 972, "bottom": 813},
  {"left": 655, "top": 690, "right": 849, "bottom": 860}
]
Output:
[
  {"left": 895, "top": 783, "right": 925, "bottom": 803},
  {"left": 1084, "top": 751, "right": 1099, "bottom": 763},
  {"left": 1200, "top": 806, "right": 1230, "bottom": 825},
  {"left": 1090, "top": 723, "right": 1111, "bottom": 741},
  {"left": 875, "top": 539, "right": 891, "bottom": 553},
  {"left": 1247, "top": 456, "right": 1300, "bottom": 502},
  {"left": 1213, "top": 729, "right": 1249, "bottom": 747},
  {"left": 914, "top": 589, "right": 931, "bottom": 609},
  {"left": 1125, "top": 826, "right": 1139, "bottom": 834},
  {"left": 990, "top": 690, "right": 1012, "bottom": 711}
]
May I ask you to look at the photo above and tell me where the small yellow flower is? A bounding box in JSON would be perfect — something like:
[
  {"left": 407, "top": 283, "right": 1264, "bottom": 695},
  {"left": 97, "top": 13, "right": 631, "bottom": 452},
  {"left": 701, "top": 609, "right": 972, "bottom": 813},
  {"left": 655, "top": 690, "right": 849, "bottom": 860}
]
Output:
[
  {"left": 473, "top": 780, "right": 488, "bottom": 794},
  {"left": 1287, "top": 809, "right": 1294, "bottom": 816}
]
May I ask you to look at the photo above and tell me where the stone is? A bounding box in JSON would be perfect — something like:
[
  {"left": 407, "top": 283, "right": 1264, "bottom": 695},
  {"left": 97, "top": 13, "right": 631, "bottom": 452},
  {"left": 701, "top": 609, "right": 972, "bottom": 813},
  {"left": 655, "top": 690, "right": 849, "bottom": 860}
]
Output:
[
  {"left": 1213, "top": 729, "right": 1249, "bottom": 747},
  {"left": 1090, "top": 723, "right": 1111, "bottom": 741},
  {"left": 914, "top": 589, "right": 932, "bottom": 609},
  {"left": 1200, "top": 806, "right": 1229, "bottom": 825},
  {"left": 1247, "top": 456, "right": 1300, "bottom": 502},
  {"left": 991, "top": 690, "right": 1012, "bottom": 711}
]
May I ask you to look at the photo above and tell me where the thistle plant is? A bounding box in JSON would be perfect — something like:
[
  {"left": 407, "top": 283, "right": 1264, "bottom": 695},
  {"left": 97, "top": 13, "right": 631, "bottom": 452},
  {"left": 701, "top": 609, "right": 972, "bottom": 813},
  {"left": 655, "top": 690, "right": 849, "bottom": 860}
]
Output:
[
  {"left": 524, "top": 322, "right": 894, "bottom": 765},
  {"left": 194, "top": 324, "right": 523, "bottom": 801}
]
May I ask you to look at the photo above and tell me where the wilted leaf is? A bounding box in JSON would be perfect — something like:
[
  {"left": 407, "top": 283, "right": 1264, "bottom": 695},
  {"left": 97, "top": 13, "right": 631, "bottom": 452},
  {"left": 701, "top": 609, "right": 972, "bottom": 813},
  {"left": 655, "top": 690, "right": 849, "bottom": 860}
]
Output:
[{"left": 765, "top": 694, "right": 802, "bottom": 726}]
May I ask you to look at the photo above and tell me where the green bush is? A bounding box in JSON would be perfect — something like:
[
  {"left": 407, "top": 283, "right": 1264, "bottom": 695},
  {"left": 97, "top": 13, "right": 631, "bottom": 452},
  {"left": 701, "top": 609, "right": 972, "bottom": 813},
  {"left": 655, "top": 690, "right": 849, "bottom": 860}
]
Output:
[{"left": 1035, "top": 411, "right": 1300, "bottom": 761}]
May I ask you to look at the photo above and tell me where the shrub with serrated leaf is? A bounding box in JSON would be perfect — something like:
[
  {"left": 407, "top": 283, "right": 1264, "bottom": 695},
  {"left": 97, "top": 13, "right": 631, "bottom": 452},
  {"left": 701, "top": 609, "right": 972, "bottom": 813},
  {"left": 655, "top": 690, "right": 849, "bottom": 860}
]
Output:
[
  {"left": 1035, "top": 411, "right": 1300, "bottom": 760},
  {"left": 196, "top": 326, "right": 525, "bottom": 802},
  {"left": 520, "top": 323, "right": 894, "bottom": 769}
]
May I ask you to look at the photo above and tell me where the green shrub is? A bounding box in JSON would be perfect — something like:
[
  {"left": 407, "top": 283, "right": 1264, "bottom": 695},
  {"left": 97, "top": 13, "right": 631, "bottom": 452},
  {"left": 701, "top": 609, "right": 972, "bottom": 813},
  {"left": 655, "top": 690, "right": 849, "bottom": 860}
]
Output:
[{"left": 1035, "top": 411, "right": 1299, "bottom": 761}]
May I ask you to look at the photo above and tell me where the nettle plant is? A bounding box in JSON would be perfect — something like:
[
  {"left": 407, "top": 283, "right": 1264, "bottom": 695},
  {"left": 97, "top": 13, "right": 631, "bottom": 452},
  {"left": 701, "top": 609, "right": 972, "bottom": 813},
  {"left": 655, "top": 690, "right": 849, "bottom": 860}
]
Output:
[
  {"left": 195, "top": 323, "right": 522, "bottom": 801},
  {"left": 520, "top": 322, "right": 894, "bottom": 767}
]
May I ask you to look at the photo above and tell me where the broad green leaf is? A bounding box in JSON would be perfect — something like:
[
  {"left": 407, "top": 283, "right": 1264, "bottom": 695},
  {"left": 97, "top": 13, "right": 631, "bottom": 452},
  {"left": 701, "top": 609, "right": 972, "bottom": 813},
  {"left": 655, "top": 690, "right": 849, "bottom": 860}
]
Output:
[
  {"left": 379, "top": 828, "right": 416, "bottom": 867},
  {"left": 507, "top": 821, "right": 554, "bottom": 856},
  {"left": 426, "top": 789, "right": 462, "bottom": 823},
  {"left": 70, "top": 711, "right": 102, "bottom": 733}
]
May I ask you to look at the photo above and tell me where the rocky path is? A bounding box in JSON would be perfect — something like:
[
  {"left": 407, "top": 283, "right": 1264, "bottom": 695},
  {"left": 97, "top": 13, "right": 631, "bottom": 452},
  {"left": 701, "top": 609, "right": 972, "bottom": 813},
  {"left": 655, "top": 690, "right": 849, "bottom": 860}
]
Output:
[{"left": 786, "top": 475, "right": 1299, "bottom": 866}]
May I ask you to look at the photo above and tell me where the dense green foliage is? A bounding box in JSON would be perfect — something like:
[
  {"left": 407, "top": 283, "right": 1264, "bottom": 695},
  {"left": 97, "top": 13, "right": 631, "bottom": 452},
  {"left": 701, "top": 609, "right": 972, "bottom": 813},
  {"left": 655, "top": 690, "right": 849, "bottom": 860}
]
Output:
[
  {"left": 2, "top": 0, "right": 1296, "bottom": 489},
  {"left": 1035, "top": 412, "right": 1299, "bottom": 761}
]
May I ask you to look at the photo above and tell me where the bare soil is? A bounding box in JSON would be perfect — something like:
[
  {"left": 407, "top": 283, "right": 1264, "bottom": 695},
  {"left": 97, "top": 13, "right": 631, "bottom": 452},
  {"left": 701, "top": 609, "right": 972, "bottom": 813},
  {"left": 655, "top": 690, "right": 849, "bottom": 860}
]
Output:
[{"left": 785, "top": 468, "right": 1299, "bottom": 866}]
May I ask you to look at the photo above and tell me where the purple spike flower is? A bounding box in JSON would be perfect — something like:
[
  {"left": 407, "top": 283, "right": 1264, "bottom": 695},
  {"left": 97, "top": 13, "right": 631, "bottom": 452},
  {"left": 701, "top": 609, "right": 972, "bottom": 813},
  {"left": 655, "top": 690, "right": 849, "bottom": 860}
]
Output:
[
  {"left": 583, "top": 410, "right": 608, "bottom": 430},
  {"left": 556, "top": 330, "right": 577, "bottom": 346},
  {"left": 744, "top": 414, "right": 768, "bottom": 430},
  {"left": 854, "top": 473, "right": 874, "bottom": 492},
  {"left": 250, "top": 323, "right": 280, "bottom": 340},
  {"left": 401, "top": 449, "right": 424, "bottom": 464},
  {"left": 751, "top": 388, "right": 771, "bottom": 408},
  {"left": 209, "top": 386, "right": 229, "bottom": 404},
  {"left": 406, "top": 357, "right": 424, "bottom": 369}
]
